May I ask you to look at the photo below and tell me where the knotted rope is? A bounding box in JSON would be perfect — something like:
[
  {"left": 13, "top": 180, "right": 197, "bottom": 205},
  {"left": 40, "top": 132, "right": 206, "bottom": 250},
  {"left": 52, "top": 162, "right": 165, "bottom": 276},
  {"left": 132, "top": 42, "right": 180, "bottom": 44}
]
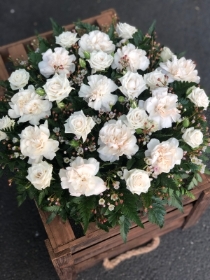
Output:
[{"left": 103, "top": 237, "right": 160, "bottom": 270}]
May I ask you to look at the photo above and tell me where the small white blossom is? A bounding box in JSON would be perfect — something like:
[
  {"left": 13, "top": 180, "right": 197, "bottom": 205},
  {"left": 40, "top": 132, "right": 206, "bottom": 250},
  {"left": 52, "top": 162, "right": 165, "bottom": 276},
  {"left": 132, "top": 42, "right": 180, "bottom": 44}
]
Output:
[
  {"left": 99, "top": 198, "right": 105, "bottom": 205},
  {"left": 108, "top": 204, "right": 115, "bottom": 211},
  {"left": 64, "top": 157, "right": 70, "bottom": 163}
]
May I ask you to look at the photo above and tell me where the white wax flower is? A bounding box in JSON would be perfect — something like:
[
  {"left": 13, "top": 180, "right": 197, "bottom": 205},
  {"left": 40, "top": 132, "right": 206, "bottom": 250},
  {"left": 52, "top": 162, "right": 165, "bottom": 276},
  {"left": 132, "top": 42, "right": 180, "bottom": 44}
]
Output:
[
  {"left": 123, "top": 169, "right": 151, "bottom": 195},
  {"left": 119, "top": 71, "right": 147, "bottom": 99},
  {"left": 38, "top": 47, "right": 76, "bottom": 78},
  {"left": 187, "top": 86, "right": 209, "bottom": 110},
  {"left": 78, "top": 30, "right": 115, "bottom": 57},
  {"left": 8, "top": 69, "right": 30, "bottom": 90},
  {"left": 0, "top": 116, "right": 15, "bottom": 130},
  {"left": 64, "top": 110, "right": 96, "bottom": 142},
  {"left": 55, "top": 31, "right": 79, "bottom": 48},
  {"left": 116, "top": 22, "right": 137, "bottom": 39},
  {"left": 159, "top": 55, "right": 200, "bottom": 83},
  {"left": 112, "top": 43, "right": 149, "bottom": 72},
  {"left": 144, "top": 69, "right": 169, "bottom": 90},
  {"left": 97, "top": 119, "right": 138, "bottom": 162},
  {"left": 160, "top": 47, "right": 174, "bottom": 62},
  {"left": 20, "top": 121, "right": 59, "bottom": 164},
  {"left": 144, "top": 87, "right": 181, "bottom": 129},
  {"left": 182, "top": 127, "right": 203, "bottom": 148},
  {"left": 79, "top": 74, "right": 118, "bottom": 111},
  {"left": 87, "top": 51, "right": 113, "bottom": 73},
  {"left": 8, "top": 85, "right": 52, "bottom": 125},
  {"left": 59, "top": 157, "right": 106, "bottom": 196},
  {"left": 43, "top": 73, "right": 74, "bottom": 102},
  {"left": 145, "top": 138, "right": 183, "bottom": 175},
  {"left": 27, "top": 161, "right": 53, "bottom": 190}
]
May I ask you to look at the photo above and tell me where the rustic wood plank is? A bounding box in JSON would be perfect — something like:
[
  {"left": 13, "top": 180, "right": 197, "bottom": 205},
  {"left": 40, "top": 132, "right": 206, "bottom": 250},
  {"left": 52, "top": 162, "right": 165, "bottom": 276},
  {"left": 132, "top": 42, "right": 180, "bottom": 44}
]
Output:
[
  {"left": 75, "top": 217, "right": 185, "bottom": 273},
  {"left": 8, "top": 44, "right": 28, "bottom": 65},
  {"left": 38, "top": 208, "right": 76, "bottom": 251},
  {"left": 96, "top": 14, "right": 113, "bottom": 28},
  {"left": 0, "top": 55, "right": 9, "bottom": 96},
  {"left": 182, "top": 187, "right": 210, "bottom": 229}
]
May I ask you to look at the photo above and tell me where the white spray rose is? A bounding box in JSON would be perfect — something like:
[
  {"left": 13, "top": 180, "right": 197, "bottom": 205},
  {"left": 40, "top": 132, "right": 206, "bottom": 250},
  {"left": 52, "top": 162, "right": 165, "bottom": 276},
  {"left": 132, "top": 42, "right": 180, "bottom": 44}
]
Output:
[
  {"left": 112, "top": 43, "right": 149, "bottom": 72},
  {"left": 55, "top": 31, "right": 79, "bottom": 48},
  {"left": 160, "top": 47, "right": 174, "bottom": 62},
  {"left": 26, "top": 161, "right": 53, "bottom": 190},
  {"left": 159, "top": 55, "right": 200, "bottom": 83},
  {"left": 0, "top": 116, "right": 15, "bottom": 130},
  {"left": 78, "top": 30, "right": 115, "bottom": 57},
  {"left": 187, "top": 86, "right": 209, "bottom": 110},
  {"left": 87, "top": 51, "right": 113, "bottom": 73},
  {"left": 98, "top": 119, "right": 138, "bottom": 162},
  {"left": 8, "top": 85, "right": 52, "bottom": 125},
  {"left": 59, "top": 157, "right": 106, "bottom": 196},
  {"left": 43, "top": 73, "right": 74, "bottom": 102},
  {"left": 116, "top": 22, "right": 137, "bottom": 39},
  {"left": 145, "top": 138, "right": 183, "bottom": 175},
  {"left": 38, "top": 47, "right": 76, "bottom": 78},
  {"left": 79, "top": 74, "right": 118, "bottom": 111},
  {"left": 20, "top": 121, "right": 59, "bottom": 163},
  {"left": 64, "top": 110, "right": 96, "bottom": 142},
  {"left": 144, "top": 69, "right": 169, "bottom": 90},
  {"left": 123, "top": 169, "right": 151, "bottom": 195},
  {"left": 8, "top": 69, "right": 30, "bottom": 90},
  {"left": 182, "top": 127, "right": 203, "bottom": 148},
  {"left": 120, "top": 107, "right": 148, "bottom": 130},
  {"left": 144, "top": 87, "right": 181, "bottom": 129},
  {"left": 119, "top": 71, "right": 147, "bottom": 99}
]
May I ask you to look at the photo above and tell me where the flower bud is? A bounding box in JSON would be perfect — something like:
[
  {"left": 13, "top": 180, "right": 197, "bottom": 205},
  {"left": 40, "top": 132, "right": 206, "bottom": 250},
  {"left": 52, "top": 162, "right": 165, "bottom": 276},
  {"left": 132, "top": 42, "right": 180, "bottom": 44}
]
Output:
[
  {"left": 69, "top": 139, "right": 79, "bottom": 148},
  {"left": 83, "top": 51, "right": 90, "bottom": 59},
  {"left": 130, "top": 100, "right": 138, "bottom": 108},
  {"left": 135, "top": 128, "right": 143, "bottom": 134},
  {"left": 79, "top": 58, "right": 86, "bottom": 68},
  {"left": 118, "top": 96, "right": 125, "bottom": 103},
  {"left": 186, "top": 86, "right": 196, "bottom": 95},
  {"left": 182, "top": 118, "right": 190, "bottom": 128},
  {"left": 35, "top": 87, "right": 45, "bottom": 96},
  {"left": 57, "top": 101, "right": 65, "bottom": 109}
]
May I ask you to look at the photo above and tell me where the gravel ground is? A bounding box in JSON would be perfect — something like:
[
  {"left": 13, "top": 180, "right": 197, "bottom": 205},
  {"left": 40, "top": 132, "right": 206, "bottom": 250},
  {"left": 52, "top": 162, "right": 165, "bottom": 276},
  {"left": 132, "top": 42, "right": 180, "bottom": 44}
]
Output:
[{"left": 0, "top": 1, "right": 210, "bottom": 279}]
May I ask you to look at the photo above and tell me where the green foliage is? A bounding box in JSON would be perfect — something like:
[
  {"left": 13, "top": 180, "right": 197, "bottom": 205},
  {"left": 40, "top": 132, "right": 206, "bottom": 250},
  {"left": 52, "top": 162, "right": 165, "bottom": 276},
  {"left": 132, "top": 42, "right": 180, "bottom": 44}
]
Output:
[
  {"left": 77, "top": 196, "right": 96, "bottom": 233},
  {"left": 74, "top": 21, "right": 99, "bottom": 32},
  {"left": 50, "top": 18, "right": 65, "bottom": 36},
  {"left": 148, "top": 197, "right": 166, "bottom": 227},
  {"left": 147, "top": 20, "right": 156, "bottom": 35},
  {"left": 119, "top": 215, "right": 131, "bottom": 242}
]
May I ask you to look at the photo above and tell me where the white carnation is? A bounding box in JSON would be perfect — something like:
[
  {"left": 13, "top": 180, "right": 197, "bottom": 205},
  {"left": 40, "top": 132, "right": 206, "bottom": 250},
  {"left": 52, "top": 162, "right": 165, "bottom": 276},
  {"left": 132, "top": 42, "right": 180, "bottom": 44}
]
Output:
[
  {"left": 8, "top": 69, "right": 30, "bottom": 90},
  {"left": 160, "top": 47, "right": 174, "bottom": 62},
  {"left": 38, "top": 47, "right": 76, "bottom": 78},
  {"left": 144, "top": 87, "right": 181, "bottom": 129},
  {"left": 116, "top": 22, "right": 137, "bottom": 39},
  {"left": 20, "top": 121, "right": 59, "bottom": 163},
  {"left": 98, "top": 119, "right": 138, "bottom": 162},
  {"left": 64, "top": 110, "right": 96, "bottom": 142},
  {"left": 112, "top": 43, "right": 149, "bottom": 72},
  {"left": 78, "top": 30, "right": 115, "bottom": 57},
  {"left": 159, "top": 55, "right": 200, "bottom": 83},
  {"left": 123, "top": 169, "right": 151, "bottom": 195},
  {"left": 27, "top": 161, "right": 53, "bottom": 190},
  {"left": 119, "top": 71, "right": 147, "bottom": 99},
  {"left": 144, "top": 69, "right": 169, "bottom": 90},
  {"left": 59, "top": 157, "right": 106, "bottom": 196},
  {"left": 8, "top": 85, "right": 52, "bottom": 125},
  {"left": 187, "top": 86, "right": 209, "bottom": 110},
  {"left": 182, "top": 127, "right": 203, "bottom": 148},
  {"left": 79, "top": 74, "right": 118, "bottom": 111},
  {"left": 87, "top": 51, "right": 113, "bottom": 73},
  {"left": 43, "top": 73, "right": 74, "bottom": 102},
  {"left": 55, "top": 31, "right": 79, "bottom": 48},
  {"left": 145, "top": 138, "right": 183, "bottom": 175}
]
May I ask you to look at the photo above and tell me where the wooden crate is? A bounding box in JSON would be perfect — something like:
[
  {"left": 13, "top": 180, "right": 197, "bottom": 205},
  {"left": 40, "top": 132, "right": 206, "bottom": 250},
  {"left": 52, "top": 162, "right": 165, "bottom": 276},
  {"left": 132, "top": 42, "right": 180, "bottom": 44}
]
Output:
[
  {"left": 36, "top": 174, "right": 210, "bottom": 280},
  {"left": 1, "top": 8, "right": 210, "bottom": 280}
]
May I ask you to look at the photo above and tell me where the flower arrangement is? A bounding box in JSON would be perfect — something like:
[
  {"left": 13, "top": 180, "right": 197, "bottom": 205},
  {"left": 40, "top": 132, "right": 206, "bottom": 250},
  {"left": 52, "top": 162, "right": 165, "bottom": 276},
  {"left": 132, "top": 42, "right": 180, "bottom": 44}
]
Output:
[{"left": 0, "top": 19, "right": 209, "bottom": 241}]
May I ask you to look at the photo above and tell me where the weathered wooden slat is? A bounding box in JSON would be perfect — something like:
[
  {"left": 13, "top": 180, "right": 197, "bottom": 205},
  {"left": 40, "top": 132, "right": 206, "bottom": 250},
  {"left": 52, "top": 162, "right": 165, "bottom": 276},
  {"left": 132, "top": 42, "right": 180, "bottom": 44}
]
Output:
[
  {"left": 8, "top": 44, "right": 28, "bottom": 65},
  {"left": 38, "top": 208, "right": 76, "bottom": 250},
  {"left": 75, "top": 217, "right": 185, "bottom": 273},
  {"left": 182, "top": 187, "right": 210, "bottom": 229},
  {"left": 0, "top": 55, "right": 9, "bottom": 96}
]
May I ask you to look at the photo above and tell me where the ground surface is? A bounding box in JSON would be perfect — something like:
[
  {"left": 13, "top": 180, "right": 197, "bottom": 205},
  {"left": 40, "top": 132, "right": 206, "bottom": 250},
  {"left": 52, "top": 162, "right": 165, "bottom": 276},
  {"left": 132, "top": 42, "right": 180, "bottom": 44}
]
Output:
[{"left": 0, "top": 1, "right": 210, "bottom": 280}]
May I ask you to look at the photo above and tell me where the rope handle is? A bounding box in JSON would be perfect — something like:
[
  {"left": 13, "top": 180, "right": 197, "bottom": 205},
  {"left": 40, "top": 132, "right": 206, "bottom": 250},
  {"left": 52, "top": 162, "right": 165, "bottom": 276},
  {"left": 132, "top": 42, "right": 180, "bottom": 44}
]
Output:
[{"left": 103, "top": 237, "right": 160, "bottom": 270}]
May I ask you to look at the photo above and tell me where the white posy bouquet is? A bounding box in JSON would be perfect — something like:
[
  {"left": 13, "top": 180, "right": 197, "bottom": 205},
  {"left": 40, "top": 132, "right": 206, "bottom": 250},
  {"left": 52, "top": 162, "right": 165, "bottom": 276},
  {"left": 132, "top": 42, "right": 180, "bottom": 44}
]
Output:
[{"left": 0, "top": 19, "right": 209, "bottom": 241}]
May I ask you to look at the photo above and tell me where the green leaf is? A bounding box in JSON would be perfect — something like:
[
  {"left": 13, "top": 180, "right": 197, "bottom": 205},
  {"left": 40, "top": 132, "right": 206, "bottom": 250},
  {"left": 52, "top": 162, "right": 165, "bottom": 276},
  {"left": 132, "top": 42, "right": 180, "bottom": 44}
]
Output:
[
  {"left": 195, "top": 173, "right": 202, "bottom": 183},
  {"left": 141, "top": 191, "right": 153, "bottom": 208},
  {"left": 168, "top": 194, "right": 183, "bottom": 211},
  {"left": 119, "top": 215, "right": 131, "bottom": 242},
  {"left": 148, "top": 197, "right": 166, "bottom": 228},
  {"left": 177, "top": 51, "right": 186, "bottom": 59},
  {"left": 38, "top": 191, "right": 46, "bottom": 206},
  {"left": 147, "top": 20, "right": 156, "bottom": 35},
  {"left": 46, "top": 212, "right": 57, "bottom": 224},
  {"left": 204, "top": 168, "right": 210, "bottom": 175},
  {"left": 17, "top": 193, "right": 27, "bottom": 207},
  {"left": 107, "top": 23, "right": 115, "bottom": 40},
  {"left": 50, "top": 18, "right": 65, "bottom": 36},
  {"left": 74, "top": 21, "right": 99, "bottom": 32},
  {"left": 43, "top": 205, "right": 60, "bottom": 212},
  {"left": 133, "top": 30, "right": 143, "bottom": 45},
  {"left": 77, "top": 196, "right": 96, "bottom": 233},
  {"left": 126, "top": 158, "right": 136, "bottom": 170}
]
